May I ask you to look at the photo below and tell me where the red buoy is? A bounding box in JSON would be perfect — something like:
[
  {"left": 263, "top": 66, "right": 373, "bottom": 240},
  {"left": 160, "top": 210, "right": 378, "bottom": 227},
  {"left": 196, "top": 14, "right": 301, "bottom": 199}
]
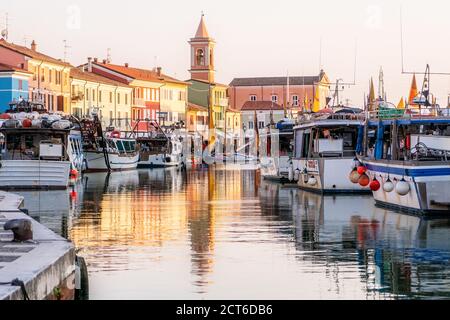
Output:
[
  {"left": 70, "top": 169, "right": 79, "bottom": 178},
  {"left": 22, "top": 118, "right": 32, "bottom": 128},
  {"left": 357, "top": 166, "right": 367, "bottom": 175},
  {"left": 370, "top": 178, "right": 381, "bottom": 191},
  {"left": 359, "top": 173, "right": 370, "bottom": 187}
]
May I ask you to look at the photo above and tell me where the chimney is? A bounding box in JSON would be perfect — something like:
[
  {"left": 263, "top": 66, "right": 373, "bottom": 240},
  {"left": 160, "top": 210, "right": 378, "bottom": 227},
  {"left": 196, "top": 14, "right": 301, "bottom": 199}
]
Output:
[
  {"left": 157, "top": 67, "right": 162, "bottom": 77},
  {"left": 102, "top": 59, "right": 107, "bottom": 64},
  {"left": 124, "top": 63, "right": 129, "bottom": 68},
  {"left": 94, "top": 57, "right": 98, "bottom": 63},
  {"left": 31, "top": 40, "right": 37, "bottom": 51},
  {"left": 87, "top": 57, "right": 93, "bottom": 72}
]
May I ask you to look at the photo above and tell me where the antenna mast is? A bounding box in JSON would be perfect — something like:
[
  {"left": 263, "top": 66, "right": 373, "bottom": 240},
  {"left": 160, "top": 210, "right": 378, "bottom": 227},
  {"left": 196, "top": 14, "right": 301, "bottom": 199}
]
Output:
[
  {"left": 107, "top": 48, "right": 112, "bottom": 63},
  {"left": 1, "top": 12, "right": 9, "bottom": 40},
  {"left": 63, "top": 40, "right": 71, "bottom": 62}
]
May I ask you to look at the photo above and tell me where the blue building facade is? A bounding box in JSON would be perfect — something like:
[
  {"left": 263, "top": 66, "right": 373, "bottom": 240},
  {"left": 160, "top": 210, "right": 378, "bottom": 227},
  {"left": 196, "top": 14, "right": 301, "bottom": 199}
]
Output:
[{"left": 0, "top": 65, "right": 30, "bottom": 113}]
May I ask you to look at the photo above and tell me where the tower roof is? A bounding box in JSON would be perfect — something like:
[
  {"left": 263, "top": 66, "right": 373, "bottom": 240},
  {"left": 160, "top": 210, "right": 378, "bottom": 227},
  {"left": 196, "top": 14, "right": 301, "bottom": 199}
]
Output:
[{"left": 195, "top": 14, "right": 210, "bottom": 38}]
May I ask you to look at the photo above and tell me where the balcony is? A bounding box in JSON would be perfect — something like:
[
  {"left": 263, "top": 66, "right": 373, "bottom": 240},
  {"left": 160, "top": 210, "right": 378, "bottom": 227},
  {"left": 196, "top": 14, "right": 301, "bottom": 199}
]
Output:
[
  {"left": 215, "top": 120, "right": 225, "bottom": 129},
  {"left": 217, "top": 98, "right": 229, "bottom": 107},
  {"left": 71, "top": 92, "right": 84, "bottom": 102},
  {"left": 133, "top": 98, "right": 146, "bottom": 107}
]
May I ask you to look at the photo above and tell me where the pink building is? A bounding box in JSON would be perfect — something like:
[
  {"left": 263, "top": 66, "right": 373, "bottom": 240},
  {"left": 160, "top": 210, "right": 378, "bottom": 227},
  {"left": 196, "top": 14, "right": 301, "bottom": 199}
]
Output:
[{"left": 228, "top": 71, "right": 330, "bottom": 115}]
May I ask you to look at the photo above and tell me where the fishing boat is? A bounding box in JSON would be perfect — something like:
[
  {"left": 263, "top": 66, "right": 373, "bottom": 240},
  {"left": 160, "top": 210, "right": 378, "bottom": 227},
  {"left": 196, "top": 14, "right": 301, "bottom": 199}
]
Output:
[
  {"left": 357, "top": 66, "right": 450, "bottom": 215},
  {"left": 126, "top": 119, "right": 184, "bottom": 168},
  {"left": 290, "top": 107, "right": 369, "bottom": 193},
  {"left": 78, "top": 114, "right": 139, "bottom": 172},
  {"left": 260, "top": 119, "right": 295, "bottom": 182},
  {"left": 0, "top": 101, "right": 73, "bottom": 189}
]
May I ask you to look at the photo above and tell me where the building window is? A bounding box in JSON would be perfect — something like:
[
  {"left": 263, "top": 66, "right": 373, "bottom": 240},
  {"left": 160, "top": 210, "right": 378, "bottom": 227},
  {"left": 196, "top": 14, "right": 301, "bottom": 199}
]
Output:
[
  {"left": 125, "top": 94, "right": 128, "bottom": 105},
  {"left": 92, "top": 90, "right": 96, "bottom": 102},
  {"left": 250, "top": 95, "right": 257, "bottom": 101},
  {"left": 86, "top": 89, "right": 89, "bottom": 101},
  {"left": 248, "top": 121, "right": 254, "bottom": 130},
  {"left": 259, "top": 121, "right": 265, "bottom": 129},
  {"left": 271, "top": 95, "right": 278, "bottom": 103},
  {"left": 196, "top": 49, "right": 205, "bottom": 66},
  {"left": 109, "top": 111, "right": 113, "bottom": 125},
  {"left": 109, "top": 92, "right": 113, "bottom": 103},
  {"left": 33, "top": 66, "right": 37, "bottom": 80},
  {"left": 99, "top": 90, "right": 102, "bottom": 103},
  {"left": 41, "top": 68, "right": 45, "bottom": 82},
  {"left": 49, "top": 69, "right": 52, "bottom": 83},
  {"left": 18, "top": 80, "right": 23, "bottom": 91},
  {"left": 117, "top": 93, "right": 121, "bottom": 104},
  {"left": 292, "top": 95, "right": 299, "bottom": 106}
]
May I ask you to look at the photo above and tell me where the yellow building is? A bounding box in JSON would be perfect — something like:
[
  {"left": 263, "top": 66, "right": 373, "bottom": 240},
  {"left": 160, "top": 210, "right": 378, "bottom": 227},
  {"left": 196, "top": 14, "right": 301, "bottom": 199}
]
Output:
[
  {"left": 70, "top": 68, "right": 133, "bottom": 130},
  {"left": 159, "top": 74, "right": 190, "bottom": 127}
]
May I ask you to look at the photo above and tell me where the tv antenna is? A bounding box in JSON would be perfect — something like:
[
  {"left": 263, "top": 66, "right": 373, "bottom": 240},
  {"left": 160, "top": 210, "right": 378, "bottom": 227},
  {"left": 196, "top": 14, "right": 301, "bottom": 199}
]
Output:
[
  {"left": 63, "top": 40, "right": 71, "bottom": 62},
  {"left": 107, "top": 48, "right": 111, "bottom": 63},
  {"left": 1, "top": 12, "right": 9, "bottom": 40},
  {"left": 400, "top": 7, "right": 450, "bottom": 75}
]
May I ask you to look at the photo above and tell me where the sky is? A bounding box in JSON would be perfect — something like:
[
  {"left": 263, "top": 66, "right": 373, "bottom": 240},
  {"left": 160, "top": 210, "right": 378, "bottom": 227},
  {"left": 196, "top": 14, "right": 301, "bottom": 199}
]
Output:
[{"left": 2, "top": 0, "right": 450, "bottom": 106}]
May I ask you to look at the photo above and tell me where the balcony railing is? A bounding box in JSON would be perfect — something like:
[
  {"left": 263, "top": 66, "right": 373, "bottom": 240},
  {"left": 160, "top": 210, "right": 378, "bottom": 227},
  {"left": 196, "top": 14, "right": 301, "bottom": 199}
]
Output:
[
  {"left": 217, "top": 98, "right": 229, "bottom": 107},
  {"left": 134, "top": 98, "right": 146, "bottom": 107}
]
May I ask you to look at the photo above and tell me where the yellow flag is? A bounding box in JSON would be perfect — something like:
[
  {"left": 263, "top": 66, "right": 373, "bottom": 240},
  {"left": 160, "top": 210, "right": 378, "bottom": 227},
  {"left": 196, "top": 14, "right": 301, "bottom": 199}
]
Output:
[
  {"left": 312, "top": 87, "right": 320, "bottom": 112},
  {"left": 303, "top": 93, "right": 309, "bottom": 112},
  {"left": 397, "top": 97, "right": 405, "bottom": 109}
]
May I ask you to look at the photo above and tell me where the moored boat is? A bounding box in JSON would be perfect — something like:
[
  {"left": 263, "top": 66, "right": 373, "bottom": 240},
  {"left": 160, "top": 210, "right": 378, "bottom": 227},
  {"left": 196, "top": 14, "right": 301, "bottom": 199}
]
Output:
[
  {"left": 260, "top": 119, "right": 295, "bottom": 182},
  {"left": 290, "top": 108, "right": 370, "bottom": 193},
  {"left": 358, "top": 66, "right": 450, "bottom": 215},
  {"left": 0, "top": 101, "right": 73, "bottom": 189},
  {"left": 78, "top": 114, "right": 139, "bottom": 172}
]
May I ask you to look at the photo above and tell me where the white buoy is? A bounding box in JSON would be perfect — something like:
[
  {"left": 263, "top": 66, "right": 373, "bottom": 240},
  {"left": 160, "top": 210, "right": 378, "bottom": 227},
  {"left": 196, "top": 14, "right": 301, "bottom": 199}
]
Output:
[
  {"left": 288, "top": 166, "right": 294, "bottom": 181},
  {"left": 396, "top": 179, "right": 410, "bottom": 196},
  {"left": 308, "top": 176, "right": 318, "bottom": 186},
  {"left": 383, "top": 179, "right": 395, "bottom": 193},
  {"left": 294, "top": 169, "right": 300, "bottom": 181}
]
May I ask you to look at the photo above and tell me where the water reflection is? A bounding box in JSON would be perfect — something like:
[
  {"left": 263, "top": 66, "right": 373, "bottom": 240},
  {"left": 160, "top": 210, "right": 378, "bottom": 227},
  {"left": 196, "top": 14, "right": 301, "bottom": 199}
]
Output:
[{"left": 20, "top": 168, "right": 450, "bottom": 299}]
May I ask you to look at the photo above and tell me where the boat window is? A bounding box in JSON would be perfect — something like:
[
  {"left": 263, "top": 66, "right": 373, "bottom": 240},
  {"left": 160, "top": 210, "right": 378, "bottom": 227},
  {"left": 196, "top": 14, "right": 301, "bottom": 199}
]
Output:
[
  {"left": 116, "top": 140, "right": 126, "bottom": 153},
  {"left": 295, "top": 130, "right": 304, "bottom": 159},
  {"left": 279, "top": 134, "right": 293, "bottom": 157},
  {"left": 302, "top": 132, "right": 311, "bottom": 158}
]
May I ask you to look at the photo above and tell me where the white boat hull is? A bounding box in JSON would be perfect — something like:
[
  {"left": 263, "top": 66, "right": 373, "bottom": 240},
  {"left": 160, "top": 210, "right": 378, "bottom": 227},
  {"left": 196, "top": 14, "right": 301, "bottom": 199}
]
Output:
[
  {"left": 84, "top": 151, "right": 139, "bottom": 172},
  {"left": 363, "top": 159, "right": 450, "bottom": 214},
  {"left": 261, "top": 156, "right": 291, "bottom": 180},
  {"left": 138, "top": 154, "right": 182, "bottom": 168},
  {"left": 0, "top": 160, "right": 70, "bottom": 189},
  {"left": 292, "top": 157, "right": 370, "bottom": 193}
]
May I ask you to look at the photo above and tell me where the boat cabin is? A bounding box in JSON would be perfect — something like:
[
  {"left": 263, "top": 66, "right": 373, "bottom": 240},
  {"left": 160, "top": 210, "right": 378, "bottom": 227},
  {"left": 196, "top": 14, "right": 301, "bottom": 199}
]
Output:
[
  {"left": 366, "top": 118, "right": 450, "bottom": 162},
  {"left": 294, "top": 119, "right": 364, "bottom": 160},
  {"left": 0, "top": 128, "right": 70, "bottom": 161}
]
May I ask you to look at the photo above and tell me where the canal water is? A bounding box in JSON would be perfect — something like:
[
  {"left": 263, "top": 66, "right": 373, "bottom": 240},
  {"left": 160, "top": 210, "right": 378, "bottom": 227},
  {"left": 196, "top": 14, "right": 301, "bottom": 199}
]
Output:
[{"left": 16, "top": 167, "right": 450, "bottom": 300}]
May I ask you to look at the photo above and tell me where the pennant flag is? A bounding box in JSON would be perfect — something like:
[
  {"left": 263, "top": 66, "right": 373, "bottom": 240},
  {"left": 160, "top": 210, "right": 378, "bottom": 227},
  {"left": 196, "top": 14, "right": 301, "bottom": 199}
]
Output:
[
  {"left": 303, "top": 93, "right": 309, "bottom": 112},
  {"left": 369, "top": 78, "right": 376, "bottom": 111},
  {"left": 397, "top": 97, "right": 405, "bottom": 109},
  {"left": 312, "top": 87, "right": 321, "bottom": 112},
  {"left": 408, "top": 74, "right": 418, "bottom": 105}
]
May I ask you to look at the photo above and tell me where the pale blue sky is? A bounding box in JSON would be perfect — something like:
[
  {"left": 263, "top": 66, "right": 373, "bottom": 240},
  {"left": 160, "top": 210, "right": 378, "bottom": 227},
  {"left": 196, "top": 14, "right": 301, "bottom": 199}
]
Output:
[{"left": 2, "top": 0, "right": 450, "bottom": 106}]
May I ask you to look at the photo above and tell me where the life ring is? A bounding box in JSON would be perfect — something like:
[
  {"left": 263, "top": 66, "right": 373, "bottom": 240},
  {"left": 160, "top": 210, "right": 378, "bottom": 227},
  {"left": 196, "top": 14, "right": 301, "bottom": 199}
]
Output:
[{"left": 110, "top": 131, "right": 121, "bottom": 139}]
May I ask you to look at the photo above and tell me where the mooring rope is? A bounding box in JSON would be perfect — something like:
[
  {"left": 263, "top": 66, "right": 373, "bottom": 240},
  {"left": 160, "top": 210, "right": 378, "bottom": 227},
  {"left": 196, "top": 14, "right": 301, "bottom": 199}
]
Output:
[{"left": 0, "top": 278, "right": 30, "bottom": 300}]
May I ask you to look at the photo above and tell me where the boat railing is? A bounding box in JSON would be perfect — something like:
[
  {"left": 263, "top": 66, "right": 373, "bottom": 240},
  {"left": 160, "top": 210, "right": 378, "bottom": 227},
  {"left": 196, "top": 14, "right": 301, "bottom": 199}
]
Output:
[
  {"left": 368, "top": 106, "right": 450, "bottom": 121},
  {"left": 297, "top": 112, "right": 365, "bottom": 124},
  {"left": 410, "top": 142, "right": 450, "bottom": 161}
]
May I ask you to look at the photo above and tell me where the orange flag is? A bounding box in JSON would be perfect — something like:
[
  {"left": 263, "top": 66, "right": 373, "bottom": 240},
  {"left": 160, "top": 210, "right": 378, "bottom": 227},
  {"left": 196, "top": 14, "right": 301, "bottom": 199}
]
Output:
[{"left": 408, "top": 74, "right": 418, "bottom": 105}]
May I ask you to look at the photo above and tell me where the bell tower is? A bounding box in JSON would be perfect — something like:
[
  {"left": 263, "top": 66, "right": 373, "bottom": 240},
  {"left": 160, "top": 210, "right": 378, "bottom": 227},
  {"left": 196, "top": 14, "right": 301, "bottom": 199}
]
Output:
[{"left": 189, "top": 14, "right": 215, "bottom": 83}]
